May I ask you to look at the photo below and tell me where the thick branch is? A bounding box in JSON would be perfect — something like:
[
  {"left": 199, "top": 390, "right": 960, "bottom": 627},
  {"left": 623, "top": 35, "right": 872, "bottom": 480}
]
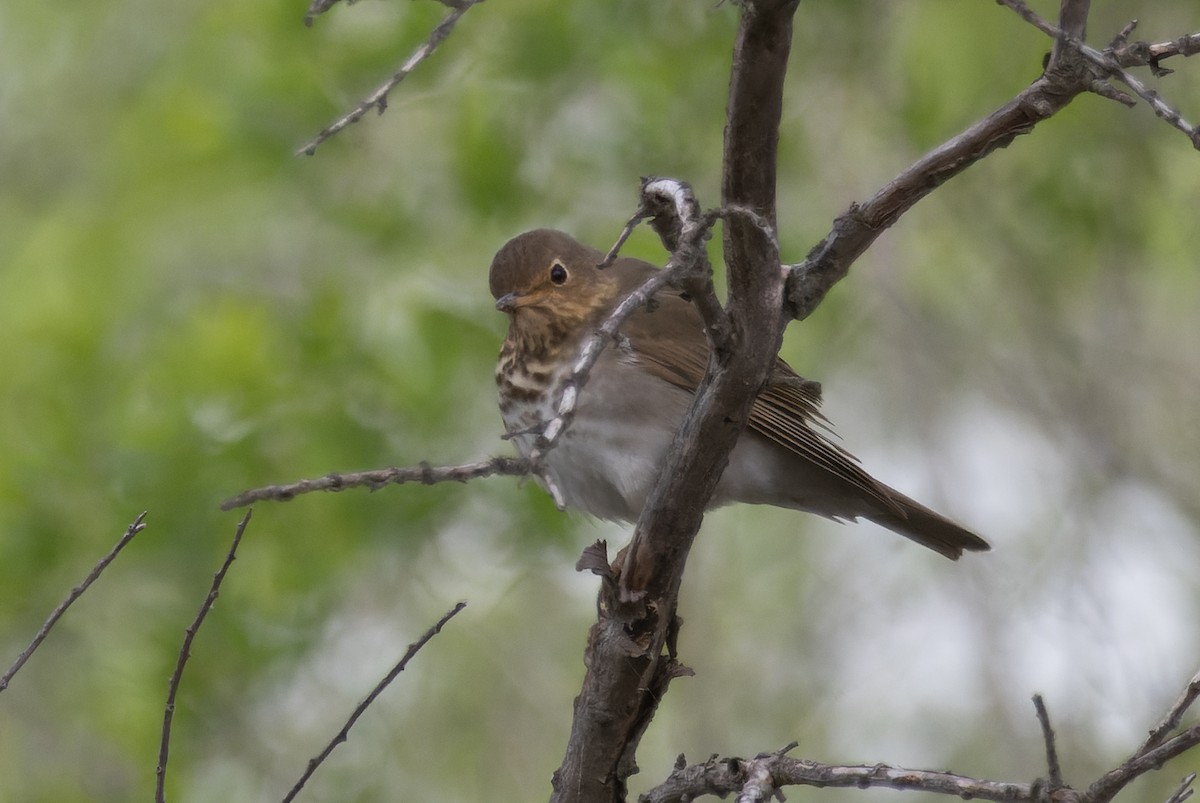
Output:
[
  {"left": 549, "top": 4, "right": 800, "bottom": 802},
  {"left": 623, "top": 0, "right": 798, "bottom": 598}
]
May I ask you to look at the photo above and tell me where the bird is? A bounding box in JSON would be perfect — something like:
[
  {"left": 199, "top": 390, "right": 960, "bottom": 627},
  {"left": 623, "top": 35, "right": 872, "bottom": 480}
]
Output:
[{"left": 490, "top": 228, "right": 990, "bottom": 560}]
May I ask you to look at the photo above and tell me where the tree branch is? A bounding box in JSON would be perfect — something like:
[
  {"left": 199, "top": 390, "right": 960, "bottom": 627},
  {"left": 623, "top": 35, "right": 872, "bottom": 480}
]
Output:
[
  {"left": 297, "top": 0, "right": 484, "bottom": 156},
  {"left": 0, "top": 511, "right": 148, "bottom": 693},
  {"left": 641, "top": 665, "right": 1200, "bottom": 803},
  {"left": 156, "top": 511, "right": 251, "bottom": 803},
  {"left": 549, "top": 3, "right": 801, "bottom": 802},
  {"left": 280, "top": 601, "right": 467, "bottom": 803},
  {"left": 1111, "top": 31, "right": 1200, "bottom": 71},
  {"left": 220, "top": 456, "right": 531, "bottom": 511},
  {"left": 998, "top": 0, "right": 1200, "bottom": 145},
  {"left": 784, "top": 67, "right": 1090, "bottom": 320},
  {"left": 785, "top": 3, "right": 1200, "bottom": 321},
  {"left": 1033, "top": 693, "right": 1066, "bottom": 790},
  {"left": 640, "top": 752, "right": 1034, "bottom": 803}
]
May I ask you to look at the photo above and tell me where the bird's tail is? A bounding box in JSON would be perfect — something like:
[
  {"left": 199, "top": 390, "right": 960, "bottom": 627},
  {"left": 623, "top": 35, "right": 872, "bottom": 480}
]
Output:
[{"left": 866, "top": 487, "right": 990, "bottom": 560}]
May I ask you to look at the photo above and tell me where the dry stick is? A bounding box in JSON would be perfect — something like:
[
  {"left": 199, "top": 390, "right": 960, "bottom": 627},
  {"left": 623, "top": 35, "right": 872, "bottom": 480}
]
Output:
[
  {"left": 301, "top": 0, "right": 342, "bottom": 26},
  {"left": 220, "top": 456, "right": 530, "bottom": 511},
  {"left": 787, "top": 5, "right": 1200, "bottom": 321},
  {"left": 529, "top": 266, "right": 675, "bottom": 461},
  {"left": 1142, "top": 668, "right": 1200, "bottom": 754},
  {"left": 1112, "top": 32, "right": 1200, "bottom": 70},
  {"left": 996, "top": 0, "right": 1200, "bottom": 147},
  {"left": 599, "top": 206, "right": 650, "bottom": 268},
  {"left": 280, "top": 601, "right": 467, "bottom": 803},
  {"left": 641, "top": 750, "right": 1034, "bottom": 803},
  {"left": 1085, "top": 666, "right": 1200, "bottom": 803},
  {"left": 296, "top": 0, "right": 484, "bottom": 156},
  {"left": 527, "top": 178, "right": 724, "bottom": 512},
  {"left": 155, "top": 510, "right": 252, "bottom": 803},
  {"left": 0, "top": 511, "right": 148, "bottom": 693},
  {"left": 1165, "top": 772, "right": 1197, "bottom": 803},
  {"left": 1033, "top": 693, "right": 1065, "bottom": 789},
  {"left": 529, "top": 177, "right": 720, "bottom": 463},
  {"left": 1089, "top": 726, "right": 1200, "bottom": 803},
  {"left": 787, "top": 68, "right": 1084, "bottom": 319}
]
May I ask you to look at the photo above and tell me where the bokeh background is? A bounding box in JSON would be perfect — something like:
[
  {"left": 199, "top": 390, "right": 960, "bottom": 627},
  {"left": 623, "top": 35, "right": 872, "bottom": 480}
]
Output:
[{"left": 3, "top": 1, "right": 1199, "bottom": 800}]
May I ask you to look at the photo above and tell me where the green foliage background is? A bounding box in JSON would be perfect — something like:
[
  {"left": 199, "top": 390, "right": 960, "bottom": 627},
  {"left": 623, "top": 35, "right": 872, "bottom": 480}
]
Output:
[{"left": 2, "top": 1, "right": 1199, "bottom": 800}]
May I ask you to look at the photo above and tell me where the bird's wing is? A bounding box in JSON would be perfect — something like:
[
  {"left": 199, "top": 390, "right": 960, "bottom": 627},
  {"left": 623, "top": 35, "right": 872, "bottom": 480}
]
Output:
[{"left": 617, "top": 283, "right": 904, "bottom": 516}]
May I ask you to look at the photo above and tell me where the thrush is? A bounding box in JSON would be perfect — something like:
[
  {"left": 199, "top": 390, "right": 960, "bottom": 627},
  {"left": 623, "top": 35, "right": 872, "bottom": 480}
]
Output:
[{"left": 490, "top": 228, "right": 990, "bottom": 560}]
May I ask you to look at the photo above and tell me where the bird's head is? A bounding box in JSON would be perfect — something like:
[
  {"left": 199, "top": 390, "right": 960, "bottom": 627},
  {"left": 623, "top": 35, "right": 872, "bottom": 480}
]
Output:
[{"left": 489, "top": 229, "right": 617, "bottom": 325}]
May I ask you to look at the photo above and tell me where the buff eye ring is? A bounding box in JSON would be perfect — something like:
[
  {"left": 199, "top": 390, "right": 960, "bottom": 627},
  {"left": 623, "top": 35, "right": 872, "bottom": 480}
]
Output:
[{"left": 549, "top": 263, "right": 568, "bottom": 285}]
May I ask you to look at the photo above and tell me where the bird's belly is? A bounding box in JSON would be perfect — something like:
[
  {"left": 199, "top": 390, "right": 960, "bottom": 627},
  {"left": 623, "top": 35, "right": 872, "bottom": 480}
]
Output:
[{"left": 502, "top": 361, "right": 692, "bottom": 522}]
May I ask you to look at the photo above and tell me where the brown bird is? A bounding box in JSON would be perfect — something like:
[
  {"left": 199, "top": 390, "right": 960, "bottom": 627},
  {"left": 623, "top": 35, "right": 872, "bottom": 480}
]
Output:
[{"left": 490, "top": 229, "right": 990, "bottom": 560}]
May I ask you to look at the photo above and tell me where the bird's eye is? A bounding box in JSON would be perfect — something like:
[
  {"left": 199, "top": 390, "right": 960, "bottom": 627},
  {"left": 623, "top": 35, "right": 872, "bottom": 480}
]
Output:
[{"left": 549, "top": 263, "right": 568, "bottom": 285}]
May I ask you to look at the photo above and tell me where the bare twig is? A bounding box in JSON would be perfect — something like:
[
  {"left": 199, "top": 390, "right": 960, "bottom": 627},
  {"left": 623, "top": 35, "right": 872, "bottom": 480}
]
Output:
[
  {"left": 530, "top": 178, "right": 723, "bottom": 466},
  {"left": 297, "top": 0, "right": 484, "bottom": 156},
  {"left": 0, "top": 511, "right": 148, "bottom": 693},
  {"left": 1086, "top": 667, "right": 1200, "bottom": 802},
  {"left": 735, "top": 743, "right": 797, "bottom": 803},
  {"left": 994, "top": 0, "right": 1060, "bottom": 38},
  {"left": 1112, "top": 32, "right": 1200, "bottom": 71},
  {"left": 220, "top": 456, "right": 531, "bottom": 511},
  {"left": 1033, "top": 694, "right": 1065, "bottom": 789},
  {"left": 527, "top": 267, "right": 675, "bottom": 461},
  {"left": 1143, "top": 669, "right": 1200, "bottom": 754},
  {"left": 155, "top": 511, "right": 252, "bottom": 803},
  {"left": 280, "top": 601, "right": 467, "bottom": 803},
  {"left": 1089, "top": 726, "right": 1200, "bottom": 803},
  {"left": 996, "top": 0, "right": 1200, "bottom": 147},
  {"left": 600, "top": 207, "right": 651, "bottom": 268},
  {"left": 645, "top": 667, "right": 1200, "bottom": 802},
  {"left": 302, "top": 0, "right": 345, "bottom": 27},
  {"left": 1165, "top": 772, "right": 1197, "bottom": 803}
]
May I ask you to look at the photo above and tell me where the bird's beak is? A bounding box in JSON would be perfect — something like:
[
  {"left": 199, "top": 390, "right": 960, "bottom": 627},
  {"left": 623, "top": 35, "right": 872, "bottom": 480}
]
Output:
[{"left": 495, "top": 292, "right": 521, "bottom": 314}]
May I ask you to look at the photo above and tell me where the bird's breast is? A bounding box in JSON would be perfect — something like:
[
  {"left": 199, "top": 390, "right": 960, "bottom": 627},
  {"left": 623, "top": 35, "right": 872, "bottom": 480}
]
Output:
[{"left": 496, "top": 342, "right": 694, "bottom": 521}]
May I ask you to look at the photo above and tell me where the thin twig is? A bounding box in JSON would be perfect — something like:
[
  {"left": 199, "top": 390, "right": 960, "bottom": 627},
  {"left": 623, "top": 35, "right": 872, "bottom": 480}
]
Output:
[
  {"left": 529, "top": 268, "right": 676, "bottom": 460},
  {"left": 297, "top": 0, "right": 484, "bottom": 156},
  {"left": 1086, "top": 668, "right": 1200, "bottom": 802},
  {"left": 155, "top": 511, "right": 252, "bottom": 803},
  {"left": 1142, "top": 668, "right": 1200, "bottom": 754},
  {"left": 280, "top": 601, "right": 467, "bottom": 803},
  {"left": 302, "top": 0, "right": 344, "bottom": 27},
  {"left": 1089, "top": 726, "right": 1200, "bottom": 803},
  {"left": 1033, "top": 694, "right": 1065, "bottom": 789},
  {"left": 0, "top": 511, "right": 149, "bottom": 693},
  {"left": 599, "top": 207, "right": 651, "bottom": 268},
  {"left": 1112, "top": 33, "right": 1200, "bottom": 71},
  {"left": 530, "top": 178, "right": 724, "bottom": 467},
  {"left": 994, "top": 0, "right": 1059, "bottom": 37},
  {"left": 996, "top": 0, "right": 1200, "bottom": 148},
  {"left": 220, "top": 456, "right": 531, "bottom": 511},
  {"left": 1166, "top": 773, "right": 1198, "bottom": 803}
]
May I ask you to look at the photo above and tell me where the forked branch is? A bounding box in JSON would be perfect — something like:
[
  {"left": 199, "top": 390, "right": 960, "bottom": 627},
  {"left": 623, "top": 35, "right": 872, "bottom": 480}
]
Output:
[{"left": 640, "top": 668, "right": 1200, "bottom": 803}]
